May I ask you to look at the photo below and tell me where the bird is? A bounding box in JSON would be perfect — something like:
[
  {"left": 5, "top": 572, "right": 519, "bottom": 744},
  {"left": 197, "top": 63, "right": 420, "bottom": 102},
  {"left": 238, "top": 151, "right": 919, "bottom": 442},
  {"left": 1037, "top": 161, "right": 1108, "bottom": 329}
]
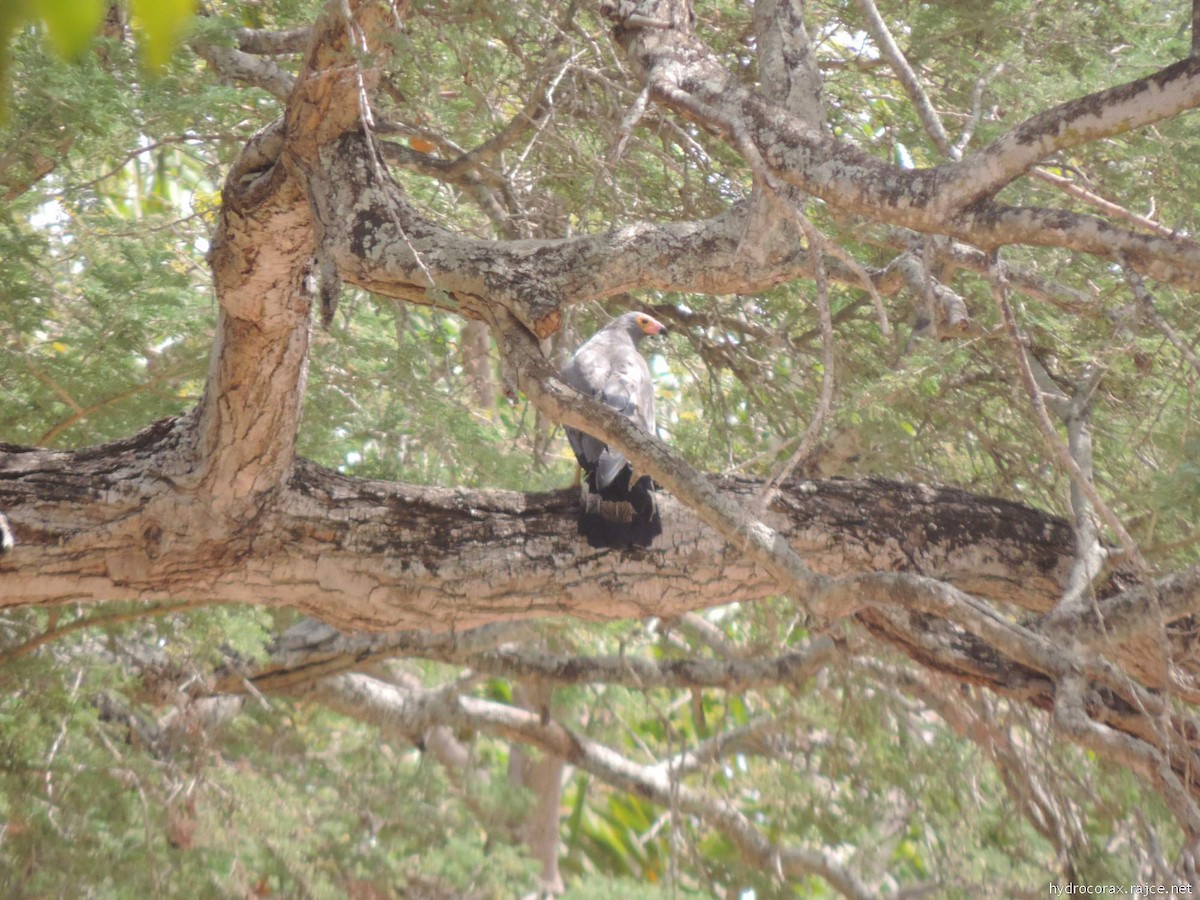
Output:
[{"left": 561, "top": 311, "right": 667, "bottom": 548}]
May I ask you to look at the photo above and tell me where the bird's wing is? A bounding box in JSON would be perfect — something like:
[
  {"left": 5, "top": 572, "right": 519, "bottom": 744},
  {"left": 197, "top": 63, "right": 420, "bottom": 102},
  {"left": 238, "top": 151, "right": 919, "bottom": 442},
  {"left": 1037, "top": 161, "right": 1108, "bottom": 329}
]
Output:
[
  {"left": 561, "top": 345, "right": 609, "bottom": 470},
  {"left": 562, "top": 334, "right": 654, "bottom": 489},
  {"left": 589, "top": 352, "right": 647, "bottom": 487}
]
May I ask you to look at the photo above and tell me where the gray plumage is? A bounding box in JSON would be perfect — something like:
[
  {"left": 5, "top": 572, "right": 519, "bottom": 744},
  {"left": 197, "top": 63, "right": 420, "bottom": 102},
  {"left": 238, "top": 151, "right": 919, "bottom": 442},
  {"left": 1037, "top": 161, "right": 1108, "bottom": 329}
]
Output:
[{"left": 561, "top": 311, "right": 667, "bottom": 547}]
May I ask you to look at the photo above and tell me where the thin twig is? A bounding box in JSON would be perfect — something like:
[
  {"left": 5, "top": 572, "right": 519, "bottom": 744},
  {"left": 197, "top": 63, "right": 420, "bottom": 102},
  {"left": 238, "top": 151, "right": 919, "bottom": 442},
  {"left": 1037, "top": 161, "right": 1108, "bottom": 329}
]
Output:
[
  {"left": 62, "top": 135, "right": 228, "bottom": 195},
  {"left": 754, "top": 209, "right": 835, "bottom": 510},
  {"left": 1031, "top": 168, "right": 1177, "bottom": 239},
  {"left": 0, "top": 601, "right": 197, "bottom": 666},
  {"left": 819, "top": 239, "right": 890, "bottom": 336},
  {"left": 1121, "top": 258, "right": 1200, "bottom": 379},
  {"left": 952, "top": 62, "right": 1004, "bottom": 157},
  {"left": 987, "top": 252, "right": 1149, "bottom": 573}
]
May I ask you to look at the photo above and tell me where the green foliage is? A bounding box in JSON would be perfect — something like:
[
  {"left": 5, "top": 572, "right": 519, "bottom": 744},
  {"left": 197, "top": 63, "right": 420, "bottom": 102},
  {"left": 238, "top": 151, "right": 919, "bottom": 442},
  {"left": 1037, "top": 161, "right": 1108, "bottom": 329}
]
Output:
[
  {"left": 129, "top": 0, "right": 194, "bottom": 70},
  {"left": 0, "top": 611, "right": 546, "bottom": 897},
  {"left": 200, "top": 712, "right": 538, "bottom": 898},
  {"left": 302, "top": 299, "right": 564, "bottom": 490},
  {"left": 0, "top": 0, "right": 196, "bottom": 120},
  {"left": 32, "top": 0, "right": 107, "bottom": 60}
]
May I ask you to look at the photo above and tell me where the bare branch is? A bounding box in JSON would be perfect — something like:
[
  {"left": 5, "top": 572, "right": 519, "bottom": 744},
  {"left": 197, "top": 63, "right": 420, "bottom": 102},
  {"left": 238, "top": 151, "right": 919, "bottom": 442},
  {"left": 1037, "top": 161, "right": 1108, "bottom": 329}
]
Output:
[
  {"left": 952, "top": 56, "right": 1200, "bottom": 210},
  {"left": 1122, "top": 262, "right": 1200, "bottom": 379},
  {"left": 987, "top": 252, "right": 1150, "bottom": 573},
  {"left": 1041, "top": 566, "right": 1200, "bottom": 649},
  {"left": 952, "top": 62, "right": 1004, "bottom": 157},
  {"left": 610, "top": 13, "right": 1200, "bottom": 282},
  {"left": 1048, "top": 363, "right": 1107, "bottom": 611},
  {"left": 241, "top": 621, "right": 839, "bottom": 693},
  {"left": 442, "top": 63, "right": 568, "bottom": 180},
  {"left": 193, "top": 41, "right": 297, "bottom": 100},
  {"left": 885, "top": 250, "right": 972, "bottom": 336},
  {"left": 0, "top": 601, "right": 198, "bottom": 667},
  {"left": 0, "top": 435, "right": 1083, "bottom": 633},
  {"left": 853, "top": 0, "right": 955, "bottom": 157},
  {"left": 1031, "top": 167, "right": 1179, "bottom": 239},
  {"left": 1055, "top": 673, "right": 1200, "bottom": 839},
  {"left": 234, "top": 26, "right": 313, "bottom": 55},
  {"left": 755, "top": 209, "right": 836, "bottom": 507}
]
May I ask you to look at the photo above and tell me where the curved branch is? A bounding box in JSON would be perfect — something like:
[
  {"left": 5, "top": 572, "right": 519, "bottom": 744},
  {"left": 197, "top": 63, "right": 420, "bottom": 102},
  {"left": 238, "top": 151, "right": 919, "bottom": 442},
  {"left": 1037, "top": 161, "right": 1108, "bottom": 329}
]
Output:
[
  {"left": 316, "top": 135, "right": 816, "bottom": 336},
  {"left": 605, "top": 1, "right": 1200, "bottom": 283},
  {"left": 193, "top": 1, "right": 406, "bottom": 502},
  {"left": 955, "top": 55, "right": 1200, "bottom": 208}
]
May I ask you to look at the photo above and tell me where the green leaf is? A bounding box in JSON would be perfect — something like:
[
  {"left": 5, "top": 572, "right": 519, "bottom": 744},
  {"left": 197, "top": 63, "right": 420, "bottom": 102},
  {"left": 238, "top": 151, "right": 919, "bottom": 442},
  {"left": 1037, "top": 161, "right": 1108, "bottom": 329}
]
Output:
[
  {"left": 37, "top": 0, "right": 105, "bottom": 59},
  {"left": 129, "top": 0, "right": 193, "bottom": 70},
  {"left": 0, "top": 0, "right": 29, "bottom": 120}
]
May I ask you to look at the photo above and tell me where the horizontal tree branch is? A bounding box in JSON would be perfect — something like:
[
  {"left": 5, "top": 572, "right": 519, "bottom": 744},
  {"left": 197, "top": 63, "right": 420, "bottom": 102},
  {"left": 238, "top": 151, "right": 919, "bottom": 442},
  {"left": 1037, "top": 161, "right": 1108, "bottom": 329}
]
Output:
[
  {"left": 0, "top": 426, "right": 1081, "bottom": 629},
  {"left": 236, "top": 616, "right": 840, "bottom": 694}
]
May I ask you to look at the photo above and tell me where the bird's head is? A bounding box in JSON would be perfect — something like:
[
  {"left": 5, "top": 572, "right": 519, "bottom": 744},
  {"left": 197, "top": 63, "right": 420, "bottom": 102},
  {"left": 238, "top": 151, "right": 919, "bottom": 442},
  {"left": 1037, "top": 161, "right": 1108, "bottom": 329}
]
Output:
[{"left": 617, "top": 311, "right": 668, "bottom": 342}]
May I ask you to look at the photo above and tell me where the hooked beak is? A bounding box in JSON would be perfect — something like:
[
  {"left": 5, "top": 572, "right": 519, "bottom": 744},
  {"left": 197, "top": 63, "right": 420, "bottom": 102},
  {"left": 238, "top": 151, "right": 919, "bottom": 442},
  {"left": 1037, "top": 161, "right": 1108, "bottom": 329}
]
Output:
[{"left": 642, "top": 318, "right": 667, "bottom": 336}]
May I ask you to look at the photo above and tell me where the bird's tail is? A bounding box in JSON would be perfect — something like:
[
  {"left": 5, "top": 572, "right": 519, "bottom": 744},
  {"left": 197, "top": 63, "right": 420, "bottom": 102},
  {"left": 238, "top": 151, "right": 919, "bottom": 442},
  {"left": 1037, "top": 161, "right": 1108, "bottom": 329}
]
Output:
[{"left": 579, "top": 469, "right": 662, "bottom": 548}]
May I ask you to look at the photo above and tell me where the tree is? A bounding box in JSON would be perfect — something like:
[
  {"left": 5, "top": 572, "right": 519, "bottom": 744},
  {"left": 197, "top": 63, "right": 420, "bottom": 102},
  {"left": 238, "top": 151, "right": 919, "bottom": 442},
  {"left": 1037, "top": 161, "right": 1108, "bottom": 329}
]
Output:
[{"left": 2, "top": 0, "right": 1200, "bottom": 894}]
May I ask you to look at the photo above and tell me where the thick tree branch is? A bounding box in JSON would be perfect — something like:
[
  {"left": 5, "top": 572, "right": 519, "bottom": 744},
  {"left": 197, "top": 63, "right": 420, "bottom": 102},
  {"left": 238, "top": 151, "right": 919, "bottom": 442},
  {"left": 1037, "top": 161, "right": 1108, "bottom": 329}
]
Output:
[
  {"left": 234, "top": 26, "right": 313, "bottom": 56},
  {"left": 853, "top": 0, "right": 955, "bottom": 157},
  {"left": 753, "top": 0, "right": 826, "bottom": 126},
  {"left": 1041, "top": 566, "right": 1200, "bottom": 649},
  {"left": 194, "top": 41, "right": 297, "bottom": 101},
  {"left": 190, "top": 0, "right": 406, "bottom": 506},
  {"left": 315, "top": 136, "right": 820, "bottom": 337},
  {"left": 0, "top": 428, "right": 1083, "bottom": 630},
  {"left": 959, "top": 205, "right": 1200, "bottom": 287},
  {"left": 605, "top": 1, "right": 1200, "bottom": 283},
  {"left": 955, "top": 56, "right": 1200, "bottom": 208}
]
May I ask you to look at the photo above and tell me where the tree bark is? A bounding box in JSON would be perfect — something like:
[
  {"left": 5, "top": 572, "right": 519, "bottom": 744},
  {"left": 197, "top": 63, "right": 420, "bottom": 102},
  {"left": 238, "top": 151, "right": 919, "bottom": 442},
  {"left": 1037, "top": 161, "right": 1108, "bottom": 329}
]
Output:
[{"left": 0, "top": 440, "right": 1074, "bottom": 627}]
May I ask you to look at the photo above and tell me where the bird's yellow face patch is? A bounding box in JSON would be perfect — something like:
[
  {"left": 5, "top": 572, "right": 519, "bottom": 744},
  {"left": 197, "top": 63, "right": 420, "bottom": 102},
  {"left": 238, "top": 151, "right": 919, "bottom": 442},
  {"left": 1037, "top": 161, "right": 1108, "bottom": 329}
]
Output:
[{"left": 636, "top": 314, "right": 665, "bottom": 335}]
